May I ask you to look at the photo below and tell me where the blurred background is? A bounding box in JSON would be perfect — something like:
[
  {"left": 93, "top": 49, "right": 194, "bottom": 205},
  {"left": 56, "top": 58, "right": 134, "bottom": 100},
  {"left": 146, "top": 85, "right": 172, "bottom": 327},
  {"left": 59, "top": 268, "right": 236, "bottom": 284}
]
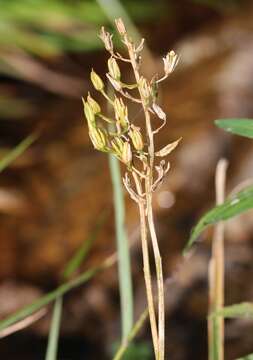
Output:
[{"left": 0, "top": 0, "right": 253, "bottom": 359}]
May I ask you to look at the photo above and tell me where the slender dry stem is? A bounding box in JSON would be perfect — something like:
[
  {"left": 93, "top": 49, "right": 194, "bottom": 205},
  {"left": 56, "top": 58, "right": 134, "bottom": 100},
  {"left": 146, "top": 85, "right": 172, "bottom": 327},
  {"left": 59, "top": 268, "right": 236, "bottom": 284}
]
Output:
[
  {"left": 208, "top": 159, "right": 228, "bottom": 360},
  {"left": 127, "top": 40, "right": 165, "bottom": 360},
  {"left": 133, "top": 172, "right": 159, "bottom": 358}
]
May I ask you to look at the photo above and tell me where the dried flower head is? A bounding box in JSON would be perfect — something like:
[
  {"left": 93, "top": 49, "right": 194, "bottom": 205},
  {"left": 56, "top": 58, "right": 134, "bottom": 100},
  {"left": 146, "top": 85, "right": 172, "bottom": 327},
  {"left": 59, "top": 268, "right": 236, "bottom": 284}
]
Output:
[
  {"left": 121, "top": 141, "right": 132, "bottom": 166},
  {"left": 111, "top": 137, "right": 124, "bottom": 157},
  {"left": 87, "top": 93, "right": 101, "bottom": 114},
  {"left": 139, "top": 76, "right": 152, "bottom": 104},
  {"left": 90, "top": 69, "right": 104, "bottom": 91},
  {"left": 108, "top": 57, "right": 121, "bottom": 80},
  {"left": 99, "top": 27, "right": 113, "bottom": 52},
  {"left": 129, "top": 125, "right": 144, "bottom": 151},
  {"left": 89, "top": 127, "right": 108, "bottom": 151},
  {"left": 107, "top": 74, "right": 122, "bottom": 92},
  {"left": 163, "top": 50, "right": 179, "bottom": 75},
  {"left": 82, "top": 99, "right": 95, "bottom": 128},
  {"left": 114, "top": 97, "right": 128, "bottom": 129},
  {"left": 115, "top": 18, "right": 127, "bottom": 36}
]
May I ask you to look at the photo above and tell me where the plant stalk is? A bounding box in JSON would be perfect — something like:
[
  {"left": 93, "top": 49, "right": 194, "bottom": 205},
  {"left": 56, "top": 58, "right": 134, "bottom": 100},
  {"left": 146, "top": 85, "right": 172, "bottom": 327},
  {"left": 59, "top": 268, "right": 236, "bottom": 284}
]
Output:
[
  {"left": 127, "top": 40, "right": 165, "bottom": 360},
  {"left": 208, "top": 159, "right": 228, "bottom": 360},
  {"left": 146, "top": 188, "right": 165, "bottom": 360},
  {"left": 133, "top": 172, "right": 159, "bottom": 359}
]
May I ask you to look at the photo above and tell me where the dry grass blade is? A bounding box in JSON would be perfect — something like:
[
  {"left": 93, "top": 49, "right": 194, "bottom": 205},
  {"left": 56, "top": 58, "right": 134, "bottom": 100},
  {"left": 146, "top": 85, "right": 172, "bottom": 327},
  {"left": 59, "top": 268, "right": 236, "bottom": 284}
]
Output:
[{"left": 0, "top": 309, "right": 47, "bottom": 338}]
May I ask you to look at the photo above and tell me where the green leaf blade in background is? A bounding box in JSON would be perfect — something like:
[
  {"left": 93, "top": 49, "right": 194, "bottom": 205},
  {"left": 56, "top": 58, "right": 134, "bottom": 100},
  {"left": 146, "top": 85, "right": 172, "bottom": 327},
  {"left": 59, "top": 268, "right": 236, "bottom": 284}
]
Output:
[
  {"left": 0, "top": 132, "right": 38, "bottom": 173},
  {"left": 0, "top": 256, "right": 115, "bottom": 333},
  {"left": 212, "top": 302, "right": 253, "bottom": 319},
  {"left": 236, "top": 353, "right": 253, "bottom": 360},
  {"left": 183, "top": 185, "right": 253, "bottom": 255},
  {"left": 215, "top": 119, "right": 253, "bottom": 138},
  {"left": 45, "top": 297, "right": 63, "bottom": 360}
]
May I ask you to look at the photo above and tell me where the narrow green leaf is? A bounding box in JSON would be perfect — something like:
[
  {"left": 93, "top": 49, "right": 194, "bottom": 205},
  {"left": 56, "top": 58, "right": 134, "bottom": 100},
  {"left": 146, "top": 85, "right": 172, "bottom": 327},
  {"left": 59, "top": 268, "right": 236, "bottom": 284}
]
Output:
[
  {"left": 212, "top": 302, "right": 253, "bottom": 319},
  {"left": 62, "top": 211, "right": 107, "bottom": 279},
  {"left": 183, "top": 185, "right": 253, "bottom": 255},
  {"left": 108, "top": 152, "right": 133, "bottom": 340},
  {"left": 215, "top": 119, "right": 253, "bottom": 139},
  {"left": 0, "top": 132, "right": 38, "bottom": 173},
  {"left": 112, "top": 309, "right": 149, "bottom": 360},
  {"left": 0, "top": 256, "right": 115, "bottom": 332},
  {"left": 236, "top": 353, "right": 253, "bottom": 360},
  {"left": 45, "top": 297, "right": 63, "bottom": 360},
  {"left": 46, "top": 211, "right": 107, "bottom": 359}
]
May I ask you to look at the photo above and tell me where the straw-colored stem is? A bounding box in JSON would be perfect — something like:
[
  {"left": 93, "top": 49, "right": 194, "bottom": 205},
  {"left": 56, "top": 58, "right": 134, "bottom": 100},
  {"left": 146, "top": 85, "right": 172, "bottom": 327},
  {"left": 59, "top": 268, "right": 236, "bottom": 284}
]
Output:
[
  {"left": 133, "top": 172, "right": 159, "bottom": 359},
  {"left": 208, "top": 159, "right": 228, "bottom": 360},
  {"left": 146, "top": 188, "right": 165, "bottom": 360},
  {"left": 127, "top": 41, "right": 165, "bottom": 360}
]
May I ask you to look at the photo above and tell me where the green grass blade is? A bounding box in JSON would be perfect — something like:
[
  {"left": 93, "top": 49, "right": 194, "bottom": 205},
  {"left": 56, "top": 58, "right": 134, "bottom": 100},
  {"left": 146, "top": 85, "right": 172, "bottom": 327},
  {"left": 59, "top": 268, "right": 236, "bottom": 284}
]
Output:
[
  {"left": 0, "top": 132, "right": 38, "bottom": 173},
  {"left": 212, "top": 302, "right": 253, "bottom": 319},
  {"left": 62, "top": 211, "right": 107, "bottom": 279},
  {"left": 45, "top": 297, "right": 63, "bottom": 360},
  {"left": 236, "top": 354, "right": 253, "bottom": 360},
  {"left": 46, "top": 211, "right": 107, "bottom": 359},
  {"left": 108, "top": 153, "right": 133, "bottom": 340},
  {"left": 0, "top": 255, "right": 115, "bottom": 332},
  {"left": 46, "top": 213, "right": 106, "bottom": 360},
  {"left": 215, "top": 119, "right": 253, "bottom": 139},
  {"left": 113, "top": 308, "right": 149, "bottom": 360},
  {"left": 183, "top": 185, "right": 253, "bottom": 255}
]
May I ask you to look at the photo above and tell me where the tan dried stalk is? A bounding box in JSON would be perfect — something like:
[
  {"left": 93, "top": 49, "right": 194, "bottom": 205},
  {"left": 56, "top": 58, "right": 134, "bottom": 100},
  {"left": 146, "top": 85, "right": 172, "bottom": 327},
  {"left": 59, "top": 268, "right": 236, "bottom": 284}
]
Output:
[
  {"left": 82, "top": 18, "right": 180, "bottom": 359},
  {"left": 208, "top": 159, "right": 228, "bottom": 360}
]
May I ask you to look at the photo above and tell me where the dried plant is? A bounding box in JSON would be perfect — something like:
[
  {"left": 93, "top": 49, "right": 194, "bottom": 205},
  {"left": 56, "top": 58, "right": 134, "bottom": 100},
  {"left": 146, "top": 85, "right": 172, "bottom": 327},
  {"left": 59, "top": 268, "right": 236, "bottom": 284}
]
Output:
[{"left": 82, "top": 18, "right": 180, "bottom": 360}]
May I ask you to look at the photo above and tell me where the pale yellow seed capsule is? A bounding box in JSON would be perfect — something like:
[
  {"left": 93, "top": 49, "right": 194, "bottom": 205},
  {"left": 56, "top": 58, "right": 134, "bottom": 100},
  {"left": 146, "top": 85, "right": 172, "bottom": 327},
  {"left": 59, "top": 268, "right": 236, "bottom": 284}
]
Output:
[
  {"left": 139, "top": 77, "right": 151, "bottom": 103},
  {"left": 129, "top": 126, "right": 144, "bottom": 151},
  {"left": 111, "top": 137, "right": 124, "bottom": 157},
  {"left": 121, "top": 142, "right": 132, "bottom": 165},
  {"left": 83, "top": 99, "right": 95, "bottom": 128},
  {"left": 90, "top": 69, "right": 104, "bottom": 91},
  {"left": 114, "top": 97, "right": 128, "bottom": 129},
  {"left": 89, "top": 128, "right": 107, "bottom": 150},
  {"left": 87, "top": 93, "right": 101, "bottom": 114},
  {"left": 108, "top": 57, "right": 121, "bottom": 80}
]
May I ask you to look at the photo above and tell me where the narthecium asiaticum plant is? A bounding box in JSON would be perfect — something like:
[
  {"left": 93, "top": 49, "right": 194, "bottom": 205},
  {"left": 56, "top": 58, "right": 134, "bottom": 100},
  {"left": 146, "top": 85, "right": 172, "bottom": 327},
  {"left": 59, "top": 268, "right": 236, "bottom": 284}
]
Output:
[{"left": 83, "top": 18, "right": 180, "bottom": 360}]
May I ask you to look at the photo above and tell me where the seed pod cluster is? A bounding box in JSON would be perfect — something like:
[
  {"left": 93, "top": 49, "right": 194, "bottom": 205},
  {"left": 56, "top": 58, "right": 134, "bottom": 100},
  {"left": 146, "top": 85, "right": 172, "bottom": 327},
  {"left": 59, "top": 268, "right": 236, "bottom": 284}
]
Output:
[
  {"left": 83, "top": 19, "right": 178, "bottom": 175},
  {"left": 83, "top": 66, "right": 145, "bottom": 169}
]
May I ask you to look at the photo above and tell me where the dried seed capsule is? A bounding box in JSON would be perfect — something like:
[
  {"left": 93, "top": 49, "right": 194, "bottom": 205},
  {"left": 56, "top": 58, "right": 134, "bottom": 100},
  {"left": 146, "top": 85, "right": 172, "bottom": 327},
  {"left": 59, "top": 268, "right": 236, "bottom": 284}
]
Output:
[
  {"left": 87, "top": 93, "right": 101, "bottom": 114},
  {"left": 139, "top": 76, "right": 151, "bottom": 104},
  {"left": 89, "top": 127, "right": 107, "bottom": 151},
  {"left": 121, "top": 142, "right": 132, "bottom": 166},
  {"left": 111, "top": 137, "right": 124, "bottom": 157},
  {"left": 108, "top": 57, "right": 121, "bottom": 80},
  {"left": 107, "top": 74, "right": 122, "bottom": 92},
  {"left": 114, "top": 97, "right": 128, "bottom": 129},
  {"left": 90, "top": 69, "right": 104, "bottom": 91},
  {"left": 115, "top": 18, "right": 126, "bottom": 36},
  {"left": 129, "top": 126, "right": 144, "bottom": 151},
  {"left": 99, "top": 27, "right": 113, "bottom": 52},
  {"left": 83, "top": 99, "right": 95, "bottom": 128},
  {"left": 163, "top": 50, "right": 179, "bottom": 75}
]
